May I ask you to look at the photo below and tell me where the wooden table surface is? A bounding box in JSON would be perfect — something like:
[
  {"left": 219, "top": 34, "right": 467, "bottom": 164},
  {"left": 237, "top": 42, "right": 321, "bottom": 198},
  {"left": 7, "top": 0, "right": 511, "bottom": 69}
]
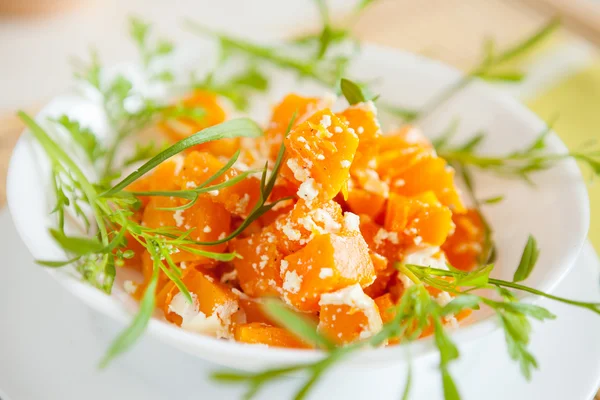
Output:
[{"left": 0, "top": 1, "right": 598, "bottom": 397}]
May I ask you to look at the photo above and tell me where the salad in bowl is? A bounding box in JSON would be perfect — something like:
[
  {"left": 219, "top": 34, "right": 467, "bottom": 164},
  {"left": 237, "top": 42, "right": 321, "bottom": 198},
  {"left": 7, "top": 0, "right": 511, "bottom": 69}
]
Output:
[{"left": 6, "top": 11, "right": 600, "bottom": 400}]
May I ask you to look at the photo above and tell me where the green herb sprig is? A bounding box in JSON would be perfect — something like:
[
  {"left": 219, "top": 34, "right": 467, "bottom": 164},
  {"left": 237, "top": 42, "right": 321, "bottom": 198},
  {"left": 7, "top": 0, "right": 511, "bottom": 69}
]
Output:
[{"left": 21, "top": 111, "right": 266, "bottom": 366}]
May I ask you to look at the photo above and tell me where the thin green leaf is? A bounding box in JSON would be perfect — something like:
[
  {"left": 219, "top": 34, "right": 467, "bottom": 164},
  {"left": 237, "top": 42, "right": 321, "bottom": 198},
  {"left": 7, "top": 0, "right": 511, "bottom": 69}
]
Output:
[
  {"left": 99, "top": 263, "right": 159, "bottom": 368},
  {"left": 493, "top": 18, "right": 560, "bottom": 65},
  {"left": 513, "top": 235, "right": 540, "bottom": 282},
  {"left": 481, "top": 195, "right": 504, "bottom": 205},
  {"left": 340, "top": 78, "right": 366, "bottom": 105},
  {"left": 263, "top": 299, "right": 335, "bottom": 350},
  {"left": 455, "top": 264, "right": 494, "bottom": 287},
  {"left": 441, "top": 294, "right": 481, "bottom": 316},
  {"left": 103, "top": 118, "right": 263, "bottom": 196},
  {"left": 401, "top": 361, "right": 413, "bottom": 400},
  {"left": 476, "top": 71, "right": 525, "bottom": 82},
  {"left": 49, "top": 229, "right": 105, "bottom": 256},
  {"left": 36, "top": 256, "right": 82, "bottom": 267}
]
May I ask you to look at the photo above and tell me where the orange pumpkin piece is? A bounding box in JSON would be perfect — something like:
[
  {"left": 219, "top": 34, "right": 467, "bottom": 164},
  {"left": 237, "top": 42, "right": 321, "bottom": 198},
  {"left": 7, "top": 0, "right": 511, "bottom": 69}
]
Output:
[
  {"left": 280, "top": 109, "right": 359, "bottom": 204},
  {"left": 337, "top": 102, "right": 381, "bottom": 171},
  {"left": 318, "top": 284, "right": 383, "bottom": 345},
  {"left": 374, "top": 293, "right": 396, "bottom": 324},
  {"left": 141, "top": 194, "right": 231, "bottom": 264},
  {"left": 279, "top": 232, "right": 375, "bottom": 312},
  {"left": 442, "top": 209, "right": 486, "bottom": 271},
  {"left": 164, "top": 268, "right": 240, "bottom": 338},
  {"left": 273, "top": 199, "right": 344, "bottom": 255},
  {"left": 178, "top": 151, "right": 261, "bottom": 217},
  {"left": 384, "top": 192, "right": 453, "bottom": 247},
  {"left": 359, "top": 217, "right": 404, "bottom": 262},
  {"left": 230, "top": 227, "right": 284, "bottom": 298},
  {"left": 158, "top": 90, "right": 236, "bottom": 157},
  {"left": 388, "top": 156, "right": 465, "bottom": 213},
  {"left": 233, "top": 322, "right": 312, "bottom": 349},
  {"left": 376, "top": 126, "right": 435, "bottom": 180},
  {"left": 345, "top": 187, "right": 386, "bottom": 221},
  {"left": 265, "top": 94, "right": 333, "bottom": 160}
]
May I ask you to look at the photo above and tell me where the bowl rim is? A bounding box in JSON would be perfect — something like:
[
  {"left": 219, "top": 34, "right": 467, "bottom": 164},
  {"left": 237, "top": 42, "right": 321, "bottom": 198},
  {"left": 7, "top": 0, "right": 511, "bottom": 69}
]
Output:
[{"left": 6, "top": 42, "right": 590, "bottom": 367}]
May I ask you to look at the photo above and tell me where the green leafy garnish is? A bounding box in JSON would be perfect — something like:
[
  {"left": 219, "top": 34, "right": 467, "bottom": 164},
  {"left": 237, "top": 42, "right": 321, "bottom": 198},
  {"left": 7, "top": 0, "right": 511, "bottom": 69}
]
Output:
[{"left": 513, "top": 235, "right": 540, "bottom": 283}]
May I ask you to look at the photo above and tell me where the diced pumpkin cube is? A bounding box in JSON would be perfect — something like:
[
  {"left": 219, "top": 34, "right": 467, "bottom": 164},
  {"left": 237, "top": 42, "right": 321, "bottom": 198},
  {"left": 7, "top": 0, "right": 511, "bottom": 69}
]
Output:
[
  {"left": 376, "top": 126, "right": 434, "bottom": 180},
  {"left": 164, "top": 268, "right": 240, "bottom": 338},
  {"left": 388, "top": 156, "right": 465, "bottom": 212},
  {"left": 179, "top": 151, "right": 261, "bottom": 217},
  {"left": 363, "top": 263, "right": 395, "bottom": 299},
  {"left": 265, "top": 94, "right": 333, "bottom": 160},
  {"left": 279, "top": 232, "right": 375, "bottom": 312},
  {"left": 158, "top": 90, "right": 236, "bottom": 157},
  {"left": 230, "top": 227, "right": 284, "bottom": 297},
  {"left": 384, "top": 192, "right": 453, "bottom": 247},
  {"left": 442, "top": 209, "right": 486, "bottom": 271},
  {"left": 280, "top": 109, "right": 359, "bottom": 204},
  {"left": 273, "top": 199, "right": 344, "bottom": 254},
  {"left": 345, "top": 187, "right": 386, "bottom": 221},
  {"left": 233, "top": 322, "right": 312, "bottom": 349},
  {"left": 141, "top": 194, "right": 231, "bottom": 264},
  {"left": 360, "top": 217, "right": 404, "bottom": 262},
  {"left": 318, "top": 284, "right": 383, "bottom": 345},
  {"left": 374, "top": 293, "right": 396, "bottom": 324},
  {"left": 337, "top": 101, "right": 381, "bottom": 171}
]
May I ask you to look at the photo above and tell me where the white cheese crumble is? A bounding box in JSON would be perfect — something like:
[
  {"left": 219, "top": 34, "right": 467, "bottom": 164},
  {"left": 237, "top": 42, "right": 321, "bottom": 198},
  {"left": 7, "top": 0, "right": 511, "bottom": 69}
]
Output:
[
  {"left": 297, "top": 178, "right": 319, "bottom": 204},
  {"left": 286, "top": 158, "right": 310, "bottom": 182},
  {"left": 319, "top": 284, "right": 382, "bottom": 340},
  {"left": 343, "top": 212, "right": 360, "bottom": 232},
  {"left": 123, "top": 280, "right": 137, "bottom": 294},
  {"left": 320, "top": 114, "right": 332, "bottom": 129},
  {"left": 186, "top": 181, "right": 197, "bottom": 189},
  {"left": 340, "top": 160, "right": 352, "bottom": 168},
  {"left": 220, "top": 269, "right": 238, "bottom": 283},
  {"left": 203, "top": 225, "right": 212, "bottom": 233},
  {"left": 283, "top": 270, "right": 302, "bottom": 294},
  {"left": 373, "top": 228, "right": 399, "bottom": 246},
  {"left": 312, "top": 208, "right": 341, "bottom": 232},
  {"left": 334, "top": 126, "right": 343, "bottom": 133},
  {"left": 168, "top": 292, "right": 238, "bottom": 339},
  {"left": 280, "top": 259, "right": 289, "bottom": 274},
  {"left": 173, "top": 209, "right": 185, "bottom": 227},
  {"left": 357, "top": 126, "right": 364, "bottom": 134},
  {"left": 319, "top": 268, "right": 334, "bottom": 279},
  {"left": 402, "top": 246, "right": 448, "bottom": 270}
]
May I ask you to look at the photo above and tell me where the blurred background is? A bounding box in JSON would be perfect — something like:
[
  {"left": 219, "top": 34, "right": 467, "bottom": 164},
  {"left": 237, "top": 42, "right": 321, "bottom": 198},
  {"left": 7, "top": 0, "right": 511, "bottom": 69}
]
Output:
[{"left": 0, "top": 0, "right": 598, "bottom": 245}]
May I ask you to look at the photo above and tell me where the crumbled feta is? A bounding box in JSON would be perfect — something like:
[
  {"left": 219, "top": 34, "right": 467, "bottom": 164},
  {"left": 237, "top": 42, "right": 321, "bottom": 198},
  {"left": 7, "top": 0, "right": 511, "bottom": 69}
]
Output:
[
  {"left": 280, "top": 259, "right": 289, "bottom": 274},
  {"left": 340, "top": 160, "right": 351, "bottom": 168},
  {"left": 343, "top": 212, "right": 360, "bottom": 232},
  {"left": 334, "top": 126, "right": 343, "bottom": 133},
  {"left": 168, "top": 292, "right": 238, "bottom": 339},
  {"left": 297, "top": 178, "right": 319, "bottom": 204},
  {"left": 402, "top": 246, "right": 448, "bottom": 270},
  {"left": 312, "top": 208, "right": 342, "bottom": 233},
  {"left": 173, "top": 209, "right": 185, "bottom": 227},
  {"left": 357, "top": 126, "right": 364, "bottom": 134},
  {"left": 186, "top": 181, "right": 197, "bottom": 189},
  {"left": 373, "top": 228, "right": 399, "bottom": 245},
  {"left": 287, "top": 158, "right": 310, "bottom": 182},
  {"left": 320, "top": 114, "right": 332, "bottom": 129},
  {"left": 319, "top": 268, "right": 334, "bottom": 279},
  {"left": 203, "top": 225, "right": 212, "bottom": 233},
  {"left": 283, "top": 270, "right": 302, "bottom": 294},
  {"left": 123, "top": 280, "right": 137, "bottom": 294}
]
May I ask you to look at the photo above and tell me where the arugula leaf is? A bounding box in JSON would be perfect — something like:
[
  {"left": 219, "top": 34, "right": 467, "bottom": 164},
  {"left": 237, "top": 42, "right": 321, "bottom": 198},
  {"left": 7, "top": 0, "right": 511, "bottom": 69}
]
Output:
[{"left": 513, "top": 235, "right": 540, "bottom": 282}]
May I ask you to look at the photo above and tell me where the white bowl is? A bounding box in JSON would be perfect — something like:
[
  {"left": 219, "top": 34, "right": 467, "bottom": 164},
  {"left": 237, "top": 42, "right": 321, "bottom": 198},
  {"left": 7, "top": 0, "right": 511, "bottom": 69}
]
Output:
[{"left": 6, "top": 44, "right": 590, "bottom": 374}]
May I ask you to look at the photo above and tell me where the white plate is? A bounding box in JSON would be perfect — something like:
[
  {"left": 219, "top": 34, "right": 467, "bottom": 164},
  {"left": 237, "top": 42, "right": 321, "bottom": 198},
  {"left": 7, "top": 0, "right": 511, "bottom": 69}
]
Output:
[
  {"left": 0, "top": 210, "right": 598, "bottom": 400},
  {"left": 5, "top": 44, "right": 591, "bottom": 371}
]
